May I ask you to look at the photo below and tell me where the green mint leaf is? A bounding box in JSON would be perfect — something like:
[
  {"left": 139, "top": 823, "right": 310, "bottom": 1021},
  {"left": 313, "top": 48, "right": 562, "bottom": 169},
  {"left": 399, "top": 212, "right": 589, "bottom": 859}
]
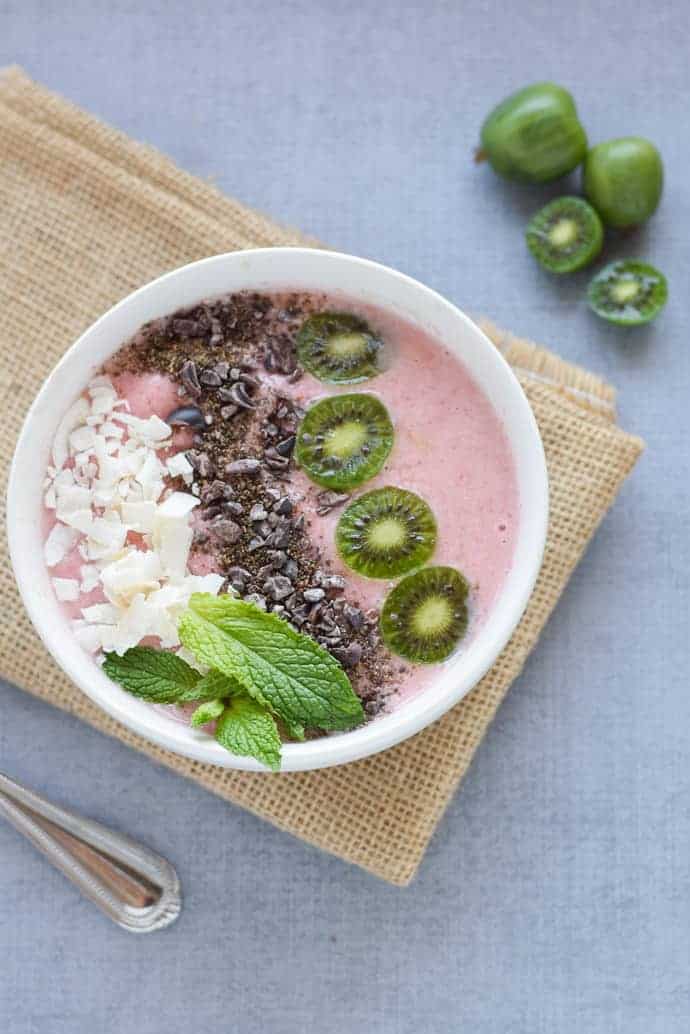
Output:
[
  {"left": 103, "top": 647, "right": 201, "bottom": 703},
  {"left": 179, "top": 593, "right": 364, "bottom": 733},
  {"left": 215, "top": 697, "right": 282, "bottom": 771},
  {"left": 183, "top": 668, "right": 245, "bottom": 703},
  {"left": 190, "top": 698, "right": 226, "bottom": 727}
]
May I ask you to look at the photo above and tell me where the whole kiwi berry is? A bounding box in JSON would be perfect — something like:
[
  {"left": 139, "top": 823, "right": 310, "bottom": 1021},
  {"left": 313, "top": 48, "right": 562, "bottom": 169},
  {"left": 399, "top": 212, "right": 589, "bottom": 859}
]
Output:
[
  {"left": 583, "top": 137, "right": 663, "bottom": 228},
  {"left": 477, "top": 82, "right": 587, "bottom": 184}
]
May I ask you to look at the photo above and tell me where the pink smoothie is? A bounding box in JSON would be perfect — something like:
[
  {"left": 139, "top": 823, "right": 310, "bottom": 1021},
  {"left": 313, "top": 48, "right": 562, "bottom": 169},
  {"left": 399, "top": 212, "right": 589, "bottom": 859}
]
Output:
[{"left": 46, "top": 296, "right": 519, "bottom": 712}]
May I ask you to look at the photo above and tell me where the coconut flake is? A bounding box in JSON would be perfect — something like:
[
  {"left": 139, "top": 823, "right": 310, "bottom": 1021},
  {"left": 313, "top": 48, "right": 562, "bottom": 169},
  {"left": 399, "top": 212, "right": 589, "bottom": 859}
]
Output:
[
  {"left": 117, "top": 412, "right": 171, "bottom": 444},
  {"left": 72, "top": 621, "right": 105, "bottom": 653},
  {"left": 44, "top": 524, "right": 80, "bottom": 567},
  {"left": 82, "top": 602, "right": 120, "bottom": 624},
  {"left": 69, "top": 425, "right": 97, "bottom": 454},
  {"left": 52, "top": 577, "right": 80, "bottom": 601},
  {"left": 52, "top": 398, "right": 90, "bottom": 470},
  {"left": 166, "top": 453, "right": 194, "bottom": 479}
]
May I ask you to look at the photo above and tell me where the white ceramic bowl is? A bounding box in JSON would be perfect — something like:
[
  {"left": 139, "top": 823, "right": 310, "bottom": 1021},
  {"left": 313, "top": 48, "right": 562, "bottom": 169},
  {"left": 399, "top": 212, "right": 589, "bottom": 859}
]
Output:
[{"left": 8, "top": 248, "right": 548, "bottom": 772}]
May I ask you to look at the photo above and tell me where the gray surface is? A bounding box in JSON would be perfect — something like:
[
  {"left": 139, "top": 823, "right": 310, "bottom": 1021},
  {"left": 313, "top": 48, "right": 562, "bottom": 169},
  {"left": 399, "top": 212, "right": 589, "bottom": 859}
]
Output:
[{"left": 1, "top": 1, "right": 689, "bottom": 1031}]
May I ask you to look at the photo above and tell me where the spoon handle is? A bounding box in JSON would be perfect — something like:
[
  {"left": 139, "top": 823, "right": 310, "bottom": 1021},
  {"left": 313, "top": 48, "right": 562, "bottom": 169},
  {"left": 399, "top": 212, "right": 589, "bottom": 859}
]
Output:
[{"left": 0, "top": 772, "right": 181, "bottom": 932}]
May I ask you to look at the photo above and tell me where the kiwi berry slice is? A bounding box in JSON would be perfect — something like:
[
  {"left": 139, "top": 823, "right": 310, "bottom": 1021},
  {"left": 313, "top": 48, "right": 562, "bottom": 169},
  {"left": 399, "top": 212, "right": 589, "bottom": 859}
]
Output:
[
  {"left": 336, "top": 487, "right": 437, "bottom": 579},
  {"left": 526, "top": 196, "right": 603, "bottom": 274},
  {"left": 380, "top": 565, "right": 469, "bottom": 664},
  {"left": 295, "top": 393, "right": 394, "bottom": 491},
  {"left": 297, "top": 312, "right": 382, "bottom": 383},
  {"left": 587, "top": 260, "right": 667, "bottom": 326}
]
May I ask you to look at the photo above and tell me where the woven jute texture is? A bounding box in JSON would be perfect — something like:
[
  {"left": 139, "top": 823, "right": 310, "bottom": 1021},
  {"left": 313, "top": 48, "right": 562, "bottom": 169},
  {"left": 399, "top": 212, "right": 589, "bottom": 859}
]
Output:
[{"left": 0, "top": 68, "right": 644, "bottom": 885}]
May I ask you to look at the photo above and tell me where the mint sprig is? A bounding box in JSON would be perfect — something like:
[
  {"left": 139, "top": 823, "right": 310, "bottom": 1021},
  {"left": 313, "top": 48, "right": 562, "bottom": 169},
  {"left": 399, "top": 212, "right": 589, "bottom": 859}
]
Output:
[
  {"left": 103, "top": 592, "right": 365, "bottom": 771},
  {"left": 190, "top": 698, "right": 226, "bottom": 727},
  {"left": 215, "top": 697, "right": 282, "bottom": 772},
  {"left": 179, "top": 593, "right": 364, "bottom": 733},
  {"left": 102, "top": 647, "right": 201, "bottom": 703}
]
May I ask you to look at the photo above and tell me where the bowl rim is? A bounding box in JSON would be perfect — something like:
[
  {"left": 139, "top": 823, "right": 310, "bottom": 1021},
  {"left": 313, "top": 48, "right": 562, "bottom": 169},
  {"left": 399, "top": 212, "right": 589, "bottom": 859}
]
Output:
[{"left": 8, "top": 247, "right": 548, "bottom": 772}]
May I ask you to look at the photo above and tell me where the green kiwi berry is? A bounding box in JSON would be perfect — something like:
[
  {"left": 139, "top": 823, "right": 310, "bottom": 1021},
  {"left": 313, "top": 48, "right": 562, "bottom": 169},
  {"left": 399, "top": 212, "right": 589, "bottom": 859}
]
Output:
[
  {"left": 525, "top": 196, "right": 603, "bottom": 274},
  {"left": 587, "top": 260, "right": 667, "bottom": 326},
  {"left": 336, "top": 486, "right": 437, "bottom": 579},
  {"left": 295, "top": 393, "right": 394, "bottom": 491},
  {"left": 478, "top": 82, "right": 587, "bottom": 183},
  {"left": 583, "top": 137, "right": 663, "bottom": 228},
  {"left": 297, "top": 312, "right": 382, "bottom": 384},
  {"left": 380, "top": 565, "right": 469, "bottom": 664}
]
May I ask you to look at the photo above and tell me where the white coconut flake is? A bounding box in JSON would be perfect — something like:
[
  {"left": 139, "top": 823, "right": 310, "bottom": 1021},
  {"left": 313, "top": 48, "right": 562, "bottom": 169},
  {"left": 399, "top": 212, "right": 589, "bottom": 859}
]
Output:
[
  {"left": 82, "top": 603, "right": 120, "bottom": 624},
  {"left": 111, "top": 593, "right": 152, "bottom": 655},
  {"left": 157, "top": 491, "right": 200, "bottom": 519},
  {"left": 101, "top": 549, "right": 163, "bottom": 605},
  {"left": 120, "top": 500, "right": 157, "bottom": 533},
  {"left": 69, "top": 425, "right": 96, "bottom": 454},
  {"left": 47, "top": 375, "right": 226, "bottom": 660},
  {"left": 44, "top": 524, "right": 80, "bottom": 567},
  {"left": 52, "top": 577, "right": 80, "bottom": 601},
  {"left": 188, "top": 573, "right": 225, "bottom": 596},
  {"left": 55, "top": 484, "right": 92, "bottom": 518},
  {"left": 166, "top": 453, "right": 194, "bottom": 479},
  {"left": 79, "top": 565, "right": 101, "bottom": 593},
  {"left": 72, "top": 622, "right": 105, "bottom": 653},
  {"left": 52, "top": 397, "right": 90, "bottom": 470},
  {"left": 117, "top": 412, "right": 171, "bottom": 444}
]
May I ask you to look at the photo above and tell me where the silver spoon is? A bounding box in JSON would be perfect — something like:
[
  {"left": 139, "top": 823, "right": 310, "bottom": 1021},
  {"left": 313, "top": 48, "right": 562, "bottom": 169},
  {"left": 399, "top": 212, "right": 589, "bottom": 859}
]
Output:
[{"left": 0, "top": 772, "right": 181, "bottom": 932}]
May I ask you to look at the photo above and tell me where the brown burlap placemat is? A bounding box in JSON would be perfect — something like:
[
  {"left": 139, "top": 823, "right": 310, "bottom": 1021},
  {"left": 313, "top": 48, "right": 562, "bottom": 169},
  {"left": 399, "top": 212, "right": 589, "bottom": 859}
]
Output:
[{"left": 0, "top": 68, "right": 643, "bottom": 885}]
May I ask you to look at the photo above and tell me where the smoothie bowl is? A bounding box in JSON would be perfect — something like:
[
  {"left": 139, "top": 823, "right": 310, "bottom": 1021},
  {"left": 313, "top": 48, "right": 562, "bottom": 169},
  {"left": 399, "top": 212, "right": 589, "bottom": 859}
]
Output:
[{"left": 8, "top": 249, "right": 547, "bottom": 772}]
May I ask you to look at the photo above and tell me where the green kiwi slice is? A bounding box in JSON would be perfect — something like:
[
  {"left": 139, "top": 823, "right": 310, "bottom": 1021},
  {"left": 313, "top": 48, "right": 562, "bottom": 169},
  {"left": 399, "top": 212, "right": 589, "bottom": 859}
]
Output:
[
  {"left": 336, "top": 487, "right": 437, "bottom": 579},
  {"left": 587, "top": 260, "right": 668, "bottom": 326},
  {"left": 380, "top": 566, "right": 469, "bottom": 664},
  {"left": 526, "top": 196, "right": 603, "bottom": 274},
  {"left": 297, "top": 312, "right": 382, "bottom": 383},
  {"left": 295, "top": 393, "right": 394, "bottom": 491}
]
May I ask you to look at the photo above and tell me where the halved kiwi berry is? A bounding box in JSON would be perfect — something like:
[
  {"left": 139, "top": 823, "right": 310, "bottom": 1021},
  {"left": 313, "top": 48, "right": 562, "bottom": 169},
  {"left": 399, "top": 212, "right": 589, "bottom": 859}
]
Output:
[
  {"left": 336, "top": 487, "right": 437, "bottom": 579},
  {"left": 587, "top": 260, "right": 667, "bottom": 326},
  {"left": 297, "top": 312, "right": 382, "bottom": 383},
  {"left": 295, "top": 393, "right": 394, "bottom": 491},
  {"left": 526, "top": 196, "right": 603, "bottom": 274},
  {"left": 380, "top": 566, "right": 469, "bottom": 664}
]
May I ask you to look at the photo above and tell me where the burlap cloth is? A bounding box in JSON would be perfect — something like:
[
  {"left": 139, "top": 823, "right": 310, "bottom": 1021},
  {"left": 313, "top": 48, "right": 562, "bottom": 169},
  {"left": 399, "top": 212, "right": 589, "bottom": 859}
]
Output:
[{"left": 0, "top": 67, "right": 643, "bottom": 885}]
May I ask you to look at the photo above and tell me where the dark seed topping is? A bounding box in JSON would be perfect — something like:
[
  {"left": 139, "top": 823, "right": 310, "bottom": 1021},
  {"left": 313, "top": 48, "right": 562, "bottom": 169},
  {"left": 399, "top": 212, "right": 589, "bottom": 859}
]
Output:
[
  {"left": 275, "top": 435, "right": 296, "bottom": 457},
  {"left": 165, "top": 405, "right": 206, "bottom": 431},
  {"left": 274, "top": 496, "right": 293, "bottom": 515},
  {"left": 315, "top": 489, "right": 350, "bottom": 515},
  {"left": 263, "top": 575, "right": 293, "bottom": 601},
  {"left": 226, "top": 458, "right": 262, "bottom": 476},
  {"left": 229, "top": 382, "right": 256, "bottom": 409},
  {"left": 173, "top": 318, "right": 203, "bottom": 338},
  {"left": 185, "top": 451, "right": 214, "bottom": 478},
  {"left": 180, "top": 360, "right": 201, "bottom": 398},
  {"left": 211, "top": 518, "right": 242, "bottom": 545},
  {"left": 201, "top": 480, "right": 233, "bottom": 504},
  {"left": 200, "top": 369, "right": 222, "bottom": 388},
  {"left": 249, "top": 503, "right": 268, "bottom": 522}
]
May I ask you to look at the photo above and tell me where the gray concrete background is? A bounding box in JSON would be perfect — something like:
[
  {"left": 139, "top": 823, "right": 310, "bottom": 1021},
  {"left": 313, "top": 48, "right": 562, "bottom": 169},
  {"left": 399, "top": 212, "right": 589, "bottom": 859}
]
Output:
[{"left": 1, "top": 2, "right": 689, "bottom": 1032}]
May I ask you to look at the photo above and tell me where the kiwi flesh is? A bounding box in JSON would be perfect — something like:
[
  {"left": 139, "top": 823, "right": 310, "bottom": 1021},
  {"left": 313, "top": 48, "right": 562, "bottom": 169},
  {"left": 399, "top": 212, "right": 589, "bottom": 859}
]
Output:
[
  {"left": 295, "top": 393, "right": 394, "bottom": 491},
  {"left": 380, "top": 565, "right": 469, "bottom": 663},
  {"left": 336, "top": 487, "right": 437, "bottom": 579},
  {"left": 297, "top": 312, "right": 382, "bottom": 383},
  {"left": 526, "top": 196, "right": 603, "bottom": 274},
  {"left": 587, "top": 260, "right": 668, "bottom": 326}
]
